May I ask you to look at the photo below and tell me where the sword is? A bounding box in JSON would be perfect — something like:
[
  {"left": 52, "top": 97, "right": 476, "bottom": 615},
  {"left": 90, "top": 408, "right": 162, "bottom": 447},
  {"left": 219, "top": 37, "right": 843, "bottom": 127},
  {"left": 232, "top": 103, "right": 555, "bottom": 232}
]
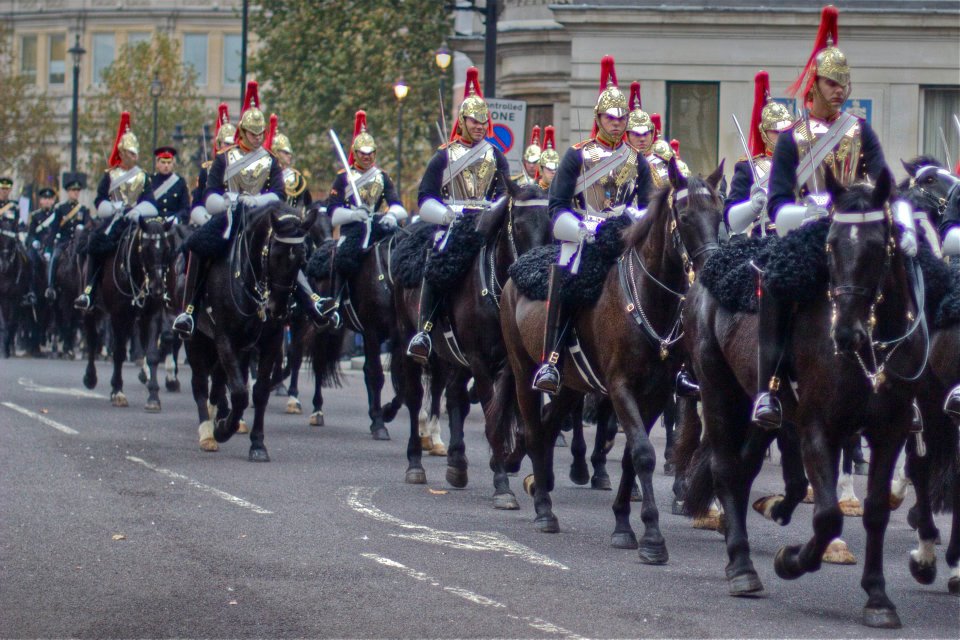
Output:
[
  {"left": 437, "top": 92, "right": 458, "bottom": 209},
  {"left": 939, "top": 127, "right": 954, "bottom": 171},
  {"left": 329, "top": 128, "right": 372, "bottom": 249},
  {"left": 801, "top": 107, "right": 820, "bottom": 195},
  {"left": 953, "top": 114, "right": 960, "bottom": 142},
  {"left": 732, "top": 113, "right": 766, "bottom": 236}
]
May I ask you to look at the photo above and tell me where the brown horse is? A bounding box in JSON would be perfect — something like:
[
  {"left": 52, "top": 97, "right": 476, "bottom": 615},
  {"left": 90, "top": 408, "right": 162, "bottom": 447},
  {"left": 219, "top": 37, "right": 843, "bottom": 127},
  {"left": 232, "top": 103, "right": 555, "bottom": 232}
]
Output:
[{"left": 496, "top": 160, "right": 723, "bottom": 564}]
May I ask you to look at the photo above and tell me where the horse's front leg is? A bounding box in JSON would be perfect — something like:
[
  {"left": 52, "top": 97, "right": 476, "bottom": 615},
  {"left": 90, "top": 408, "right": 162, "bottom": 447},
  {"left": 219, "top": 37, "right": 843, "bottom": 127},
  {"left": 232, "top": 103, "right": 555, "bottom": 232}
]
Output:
[
  {"left": 284, "top": 317, "right": 304, "bottom": 414},
  {"left": 213, "top": 335, "right": 249, "bottom": 444},
  {"left": 401, "top": 357, "right": 426, "bottom": 484},
  {"left": 185, "top": 336, "right": 217, "bottom": 452},
  {"left": 590, "top": 397, "right": 616, "bottom": 490},
  {"left": 567, "top": 397, "right": 590, "bottom": 486},
  {"left": 444, "top": 368, "right": 472, "bottom": 489},
  {"left": 363, "top": 328, "right": 389, "bottom": 440},
  {"left": 142, "top": 311, "right": 162, "bottom": 412},
  {"left": 249, "top": 331, "right": 281, "bottom": 462},
  {"left": 109, "top": 315, "right": 131, "bottom": 407},
  {"left": 611, "top": 449, "right": 638, "bottom": 549}
]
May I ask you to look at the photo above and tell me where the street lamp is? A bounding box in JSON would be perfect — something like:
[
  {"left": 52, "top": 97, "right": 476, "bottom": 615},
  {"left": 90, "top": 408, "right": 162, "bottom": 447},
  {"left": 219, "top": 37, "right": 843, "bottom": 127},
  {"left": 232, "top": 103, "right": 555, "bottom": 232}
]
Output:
[
  {"left": 435, "top": 41, "right": 452, "bottom": 132},
  {"left": 68, "top": 34, "right": 85, "bottom": 175},
  {"left": 150, "top": 73, "right": 164, "bottom": 163},
  {"left": 394, "top": 78, "right": 409, "bottom": 198}
]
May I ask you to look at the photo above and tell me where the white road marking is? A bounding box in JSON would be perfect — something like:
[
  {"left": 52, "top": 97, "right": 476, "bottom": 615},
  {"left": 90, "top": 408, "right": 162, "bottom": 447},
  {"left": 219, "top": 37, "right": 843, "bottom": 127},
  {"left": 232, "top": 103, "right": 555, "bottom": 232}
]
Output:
[
  {"left": 18, "top": 377, "right": 107, "bottom": 399},
  {"left": 2, "top": 402, "right": 79, "bottom": 435},
  {"left": 361, "top": 554, "right": 584, "bottom": 639},
  {"left": 126, "top": 456, "right": 273, "bottom": 515},
  {"left": 345, "top": 486, "right": 568, "bottom": 570}
]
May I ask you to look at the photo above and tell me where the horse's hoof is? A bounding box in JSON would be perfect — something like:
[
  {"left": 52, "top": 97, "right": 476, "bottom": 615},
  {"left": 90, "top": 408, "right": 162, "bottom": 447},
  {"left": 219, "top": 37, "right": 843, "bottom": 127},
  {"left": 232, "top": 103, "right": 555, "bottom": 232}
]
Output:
[
  {"left": 534, "top": 514, "right": 559, "bottom": 533},
  {"left": 405, "top": 468, "right": 427, "bottom": 485},
  {"left": 630, "top": 485, "right": 642, "bottom": 502},
  {"left": 671, "top": 498, "right": 687, "bottom": 516},
  {"left": 554, "top": 433, "right": 567, "bottom": 447},
  {"left": 110, "top": 392, "right": 128, "bottom": 408},
  {"left": 948, "top": 576, "right": 959, "bottom": 596},
  {"left": 428, "top": 443, "right": 447, "bottom": 457},
  {"left": 909, "top": 555, "right": 936, "bottom": 585},
  {"left": 591, "top": 474, "right": 612, "bottom": 491},
  {"left": 662, "top": 461, "right": 675, "bottom": 476},
  {"left": 285, "top": 397, "right": 302, "bottom": 415},
  {"left": 309, "top": 411, "right": 324, "bottom": 427},
  {"left": 249, "top": 447, "right": 270, "bottom": 463},
  {"left": 446, "top": 466, "right": 468, "bottom": 489},
  {"left": 728, "top": 571, "right": 764, "bottom": 597},
  {"left": 637, "top": 542, "right": 669, "bottom": 565},
  {"left": 138, "top": 369, "right": 147, "bottom": 385},
  {"left": 611, "top": 531, "right": 638, "bottom": 550},
  {"left": 82, "top": 372, "right": 96, "bottom": 389},
  {"left": 752, "top": 495, "right": 785, "bottom": 523},
  {"left": 569, "top": 460, "right": 590, "bottom": 486},
  {"left": 822, "top": 539, "right": 856, "bottom": 565},
  {"left": 144, "top": 401, "right": 161, "bottom": 413},
  {"left": 523, "top": 474, "right": 536, "bottom": 497},
  {"left": 839, "top": 498, "right": 863, "bottom": 517},
  {"left": 420, "top": 435, "right": 433, "bottom": 451},
  {"left": 493, "top": 492, "right": 519, "bottom": 510},
  {"left": 774, "top": 546, "right": 805, "bottom": 580},
  {"left": 164, "top": 378, "right": 180, "bottom": 393},
  {"left": 862, "top": 607, "right": 901, "bottom": 630},
  {"left": 198, "top": 421, "right": 218, "bottom": 452},
  {"left": 371, "top": 427, "right": 390, "bottom": 441},
  {"left": 237, "top": 420, "right": 249, "bottom": 435}
]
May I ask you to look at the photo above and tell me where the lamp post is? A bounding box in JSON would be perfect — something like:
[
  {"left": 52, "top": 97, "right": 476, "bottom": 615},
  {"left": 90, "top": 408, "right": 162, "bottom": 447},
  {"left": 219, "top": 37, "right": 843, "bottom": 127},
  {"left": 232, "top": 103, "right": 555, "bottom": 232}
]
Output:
[
  {"left": 394, "top": 78, "right": 409, "bottom": 198},
  {"left": 150, "top": 74, "right": 164, "bottom": 162},
  {"left": 68, "top": 34, "right": 85, "bottom": 174},
  {"left": 435, "top": 41, "right": 451, "bottom": 125}
]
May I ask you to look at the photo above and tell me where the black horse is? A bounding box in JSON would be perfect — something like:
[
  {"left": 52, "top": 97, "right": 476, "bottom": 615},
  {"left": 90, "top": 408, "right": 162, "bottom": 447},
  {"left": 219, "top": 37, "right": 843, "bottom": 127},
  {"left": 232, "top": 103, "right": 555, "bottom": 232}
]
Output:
[
  {"left": 185, "top": 203, "right": 316, "bottom": 461},
  {"left": 0, "top": 215, "right": 30, "bottom": 358}
]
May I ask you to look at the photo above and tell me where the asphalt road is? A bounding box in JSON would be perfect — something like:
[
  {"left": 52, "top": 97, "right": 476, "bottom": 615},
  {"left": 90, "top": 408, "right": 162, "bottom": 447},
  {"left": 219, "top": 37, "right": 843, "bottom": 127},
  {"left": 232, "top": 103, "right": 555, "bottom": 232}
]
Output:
[{"left": 0, "top": 355, "right": 956, "bottom": 639}]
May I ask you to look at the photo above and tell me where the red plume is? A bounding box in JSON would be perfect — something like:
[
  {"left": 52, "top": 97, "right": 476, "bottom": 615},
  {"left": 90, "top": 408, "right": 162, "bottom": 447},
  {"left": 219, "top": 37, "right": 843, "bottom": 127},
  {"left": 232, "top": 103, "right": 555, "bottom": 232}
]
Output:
[
  {"left": 787, "top": 5, "right": 839, "bottom": 98},
  {"left": 749, "top": 71, "right": 771, "bottom": 156},
  {"left": 108, "top": 111, "right": 132, "bottom": 168},
  {"left": 670, "top": 139, "right": 680, "bottom": 158},
  {"left": 213, "top": 103, "right": 230, "bottom": 154},
  {"left": 629, "top": 81, "right": 642, "bottom": 111},
  {"left": 264, "top": 114, "right": 278, "bottom": 151},
  {"left": 529, "top": 125, "right": 541, "bottom": 148},
  {"left": 348, "top": 110, "right": 367, "bottom": 165},
  {"left": 598, "top": 55, "right": 617, "bottom": 91},
  {"left": 241, "top": 80, "right": 260, "bottom": 114},
  {"left": 651, "top": 113, "right": 662, "bottom": 139},
  {"left": 542, "top": 125, "right": 556, "bottom": 151}
]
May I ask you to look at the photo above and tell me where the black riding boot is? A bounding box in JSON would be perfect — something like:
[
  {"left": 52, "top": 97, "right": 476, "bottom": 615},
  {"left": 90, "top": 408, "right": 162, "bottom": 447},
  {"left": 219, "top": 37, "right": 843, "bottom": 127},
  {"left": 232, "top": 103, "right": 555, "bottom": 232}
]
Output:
[
  {"left": 406, "top": 278, "right": 439, "bottom": 365},
  {"left": 944, "top": 384, "right": 960, "bottom": 420},
  {"left": 73, "top": 254, "right": 102, "bottom": 310},
  {"left": 22, "top": 252, "right": 38, "bottom": 306},
  {"left": 675, "top": 364, "right": 700, "bottom": 398},
  {"left": 45, "top": 246, "right": 59, "bottom": 301},
  {"left": 315, "top": 269, "right": 341, "bottom": 322},
  {"left": 751, "top": 285, "right": 790, "bottom": 430},
  {"left": 296, "top": 270, "right": 337, "bottom": 329},
  {"left": 173, "top": 252, "right": 203, "bottom": 338},
  {"left": 532, "top": 264, "right": 567, "bottom": 395}
]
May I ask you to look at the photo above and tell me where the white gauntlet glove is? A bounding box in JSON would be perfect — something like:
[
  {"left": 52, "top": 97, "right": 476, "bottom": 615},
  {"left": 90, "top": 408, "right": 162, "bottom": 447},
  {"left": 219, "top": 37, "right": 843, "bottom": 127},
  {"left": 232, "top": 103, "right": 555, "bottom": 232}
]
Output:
[
  {"left": 749, "top": 185, "right": 767, "bottom": 215},
  {"left": 379, "top": 213, "right": 398, "bottom": 229},
  {"left": 239, "top": 194, "right": 258, "bottom": 208}
]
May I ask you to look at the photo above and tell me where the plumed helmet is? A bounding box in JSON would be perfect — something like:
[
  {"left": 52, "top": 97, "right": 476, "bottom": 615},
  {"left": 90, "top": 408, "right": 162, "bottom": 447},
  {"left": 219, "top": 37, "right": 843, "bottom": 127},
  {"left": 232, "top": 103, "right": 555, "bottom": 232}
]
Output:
[
  {"left": 749, "top": 71, "right": 793, "bottom": 155},
  {"left": 349, "top": 110, "right": 376, "bottom": 165},
  {"left": 108, "top": 111, "right": 138, "bottom": 167},
  {"left": 214, "top": 103, "right": 236, "bottom": 151},
  {"left": 453, "top": 67, "right": 492, "bottom": 140},
  {"left": 538, "top": 125, "right": 560, "bottom": 172},
  {"left": 239, "top": 81, "right": 266, "bottom": 135},
  {"left": 627, "top": 81, "right": 654, "bottom": 137},
  {"left": 594, "top": 56, "right": 628, "bottom": 121},
  {"left": 523, "top": 125, "right": 542, "bottom": 164},
  {"left": 787, "top": 6, "right": 850, "bottom": 101},
  {"left": 272, "top": 133, "right": 293, "bottom": 155}
]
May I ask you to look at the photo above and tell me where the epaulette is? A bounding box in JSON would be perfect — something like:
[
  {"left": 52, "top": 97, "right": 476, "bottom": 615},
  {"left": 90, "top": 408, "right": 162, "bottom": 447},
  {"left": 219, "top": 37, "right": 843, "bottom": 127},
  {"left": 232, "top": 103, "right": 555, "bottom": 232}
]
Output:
[
  {"left": 572, "top": 139, "right": 591, "bottom": 150},
  {"left": 201, "top": 160, "right": 212, "bottom": 170},
  {"left": 438, "top": 142, "right": 453, "bottom": 151},
  {"left": 217, "top": 145, "right": 234, "bottom": 155},
  {"left": 336, "top": 168, "right": 346, "bottom": 175},
  {"left": 737, "top": 155, "right": 749, "bottom": 163}
]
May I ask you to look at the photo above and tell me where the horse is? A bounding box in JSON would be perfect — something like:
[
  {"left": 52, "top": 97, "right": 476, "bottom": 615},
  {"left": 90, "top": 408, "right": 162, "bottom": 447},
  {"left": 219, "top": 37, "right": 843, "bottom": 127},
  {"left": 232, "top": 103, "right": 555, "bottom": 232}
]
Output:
[
  {"left": 48, "top": 230, "right": 87, "bottom": 360},
  {"left": 393, "top": 183, "right": 553, "bottom": 498},
  {"left": 184, "top": 202, "right": 316, "bottom": 462},
  {"left": 80, "top": 215, "right": 178, "bottom": 411},
  {"left": 495, "top": 160, "right": 723, "bottom": 563},
  {"left": 0, "top": 215, "right": 30, "bottom": 358}
]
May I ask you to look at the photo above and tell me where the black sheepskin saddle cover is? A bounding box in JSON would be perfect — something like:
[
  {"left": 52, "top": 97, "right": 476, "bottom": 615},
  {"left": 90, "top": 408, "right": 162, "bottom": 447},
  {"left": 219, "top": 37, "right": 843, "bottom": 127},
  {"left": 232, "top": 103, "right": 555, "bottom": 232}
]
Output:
[
  {"left": 82, "top": 217, "right": 131, "bottom": 257},
  {"left": 305, "top": 238, "right": 337, "bottom": 281},
  {"left": 392, "top": 221, "right": 440, "bottom": 288},
  {"left": 930, "top": 260, "right": 960, "bottom": 330},
  {"left": 182, "top": 212, "right": 232, "bottom": 258},
  {"left": 391, "top": 214, "right": 486, "bottom": 290},
  {"left": 330, "top": 219, "right": 396, "bottom": 277},
  {"left": 508, "top": 215, "right": 632, "bottom": 307}
]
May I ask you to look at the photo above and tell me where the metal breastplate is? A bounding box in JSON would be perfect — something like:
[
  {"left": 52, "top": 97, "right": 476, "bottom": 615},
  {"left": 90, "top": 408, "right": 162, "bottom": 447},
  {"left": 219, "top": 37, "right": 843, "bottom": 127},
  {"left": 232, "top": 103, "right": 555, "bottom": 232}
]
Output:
[
  {"left": 579, "top": 140, "right": 638, "bottom": 212},
  {"left": 348, "top": 167, "right": 384, "bottom": 210},
  {"left": 793, "top": 117, "right": 863, "bottom": 194},
  {"left": 646, "top": 153, "right": 670, "bottom": 190},
  {"left": 446, "top": 141, "right": 497, "bottom": 202},
  {"left": 109, "top": 167, "right": 147, "bottom": 207},
  {"left": 225, "top": 146, "right": 273, "bottom": 195}
]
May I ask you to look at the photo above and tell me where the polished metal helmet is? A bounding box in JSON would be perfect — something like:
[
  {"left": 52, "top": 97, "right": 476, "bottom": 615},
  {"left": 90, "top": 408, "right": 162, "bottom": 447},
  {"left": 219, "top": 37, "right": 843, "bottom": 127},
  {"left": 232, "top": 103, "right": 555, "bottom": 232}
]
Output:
[
  {"left": 523, "top": 125, "right": 542, "bottom": 164},
  {"left": 238, "top": 80, "right": 266, "bottom": 135}
]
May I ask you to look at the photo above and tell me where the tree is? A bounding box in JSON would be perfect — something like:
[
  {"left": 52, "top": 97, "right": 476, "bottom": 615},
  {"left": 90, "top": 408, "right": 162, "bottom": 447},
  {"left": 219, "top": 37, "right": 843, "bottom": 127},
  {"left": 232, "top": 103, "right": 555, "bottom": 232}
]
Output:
[
  {"left": 79, "top": 33, "right": 206, "bottom": 184},
  {"left": 0, "top": 22, "right": 58, "bottom": 186},
  {"left": 253, "top": 0, "right": 452, "bottom": 204}
]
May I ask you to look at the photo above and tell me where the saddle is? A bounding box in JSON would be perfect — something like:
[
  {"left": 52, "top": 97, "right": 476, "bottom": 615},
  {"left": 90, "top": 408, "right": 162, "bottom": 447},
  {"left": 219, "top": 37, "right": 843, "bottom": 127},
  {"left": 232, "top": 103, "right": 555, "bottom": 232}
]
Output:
[
  {"left": 85, "top": 216, "right": 131, "bottom": 257},
  {"left": 333, "top": 217, "right": 396, "bottom": 277}
]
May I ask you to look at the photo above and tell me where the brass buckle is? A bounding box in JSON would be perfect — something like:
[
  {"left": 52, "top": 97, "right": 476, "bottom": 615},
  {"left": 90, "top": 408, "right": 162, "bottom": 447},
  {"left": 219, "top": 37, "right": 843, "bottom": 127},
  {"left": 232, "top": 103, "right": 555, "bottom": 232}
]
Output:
[
  {"left": 547, "top": 351, "right": 560, "bottom": 365},
  {"left": 423, "top": 321, "right": 434, "bottom": 332},
  {"left": 768, "top": 376, "right": 781, "bottom": 392}
]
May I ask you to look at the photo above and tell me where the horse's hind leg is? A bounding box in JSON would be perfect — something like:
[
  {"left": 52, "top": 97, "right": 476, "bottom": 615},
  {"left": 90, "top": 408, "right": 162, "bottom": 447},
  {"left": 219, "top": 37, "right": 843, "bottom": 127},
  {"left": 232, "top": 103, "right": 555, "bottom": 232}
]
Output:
[
  {"left": 142, "top": 313, "right": 162, "bottom": 412},
  {"left": 753, "top": 422, "right": 808, "bottom": 526},
  {"left": 903, "top": 434, "right": 939, "bottom": 585},
  {"left": 401, "top": 358, "right": 427, "bottom": 484},
  {"left": 567, "top": 397, "right": 590, "bottom": 486},
  {"left": 82, "top": 312, "right": 98, "bottom": 389},
  {"left": 662, "top": 395, "right": 677, "bottom": 474},
  {"left": 611, "top": 449, "right": 639, "bottom": 549},
  {"left": 186, "top": 339, "right": 217, "bottom": 452},
  {"left": 444, "top": 368, "right": 472, "bottom": 489},
  {"left": 212, "top": 338, "right": 249, "bottom": 444},
  {"left": 590, "top": 398, "right": 616, "bottom": 490},
  {"left": 285, "top": 319, "right": 304, "bottom": 414},
  {"left": 363, "top": 329, "right": 390, "bottom": 440},
  {"left": 109, "top": 315, "right": 131, "bottom": 407}
]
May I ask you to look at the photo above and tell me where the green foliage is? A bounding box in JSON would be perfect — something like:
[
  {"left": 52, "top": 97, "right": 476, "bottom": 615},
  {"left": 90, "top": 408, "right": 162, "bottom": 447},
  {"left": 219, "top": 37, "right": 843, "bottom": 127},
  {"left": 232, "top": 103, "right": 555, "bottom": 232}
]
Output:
[
  {"left": 79, "top": 33, "right": 206, "bottom": 183},
  {"left": 252, "top": 0, "right": 452, "bottom": 203}
]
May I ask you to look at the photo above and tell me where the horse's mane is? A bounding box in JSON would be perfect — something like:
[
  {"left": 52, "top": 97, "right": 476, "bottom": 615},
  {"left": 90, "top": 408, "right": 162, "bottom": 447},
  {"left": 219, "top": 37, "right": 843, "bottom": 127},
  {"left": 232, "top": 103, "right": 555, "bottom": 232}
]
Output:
[
  {"left": 622, "top": 176, "right": 719, "bottom": 248},
  {"left": 834, "top": 179, "right": 882, "bottom": 214},
  {"left": 513, "top": 183, "right": 546, "bottom": 202},
  {"left": 244, "top": 201, "right": 304, "bottom": 239}
]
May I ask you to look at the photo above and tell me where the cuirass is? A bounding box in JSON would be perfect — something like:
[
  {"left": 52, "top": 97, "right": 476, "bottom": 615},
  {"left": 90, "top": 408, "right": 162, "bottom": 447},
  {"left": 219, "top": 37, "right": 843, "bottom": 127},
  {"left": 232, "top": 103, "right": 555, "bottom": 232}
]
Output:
[
  {"left": 446, "top": 141, "right": 497, "bottom": 202},
  {"left": 646, "top": 153, "right": 671, "bottom": 190},
  {"left": 347, "top": 167, "right": 385, "bottom": 210},
  {"left": 109, "top": 167, "right": 147, "bottom": 207},
  {"left": 793, "top": 117, "right": 863, "bottom": 193},
  {"left": 225, "top": 147, "right": 272, "bottom": 194},
  {"left": 579, "top": 140, "right": 638, "bottom": 212}
]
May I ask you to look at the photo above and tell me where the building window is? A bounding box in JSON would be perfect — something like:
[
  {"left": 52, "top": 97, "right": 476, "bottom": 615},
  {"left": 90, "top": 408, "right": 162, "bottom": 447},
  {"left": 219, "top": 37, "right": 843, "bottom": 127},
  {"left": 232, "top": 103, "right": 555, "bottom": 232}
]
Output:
[
  {"left": 666, "top": 82, "right": 720, "bottom": 177},
  {"left": 48, "top": 34, "right": 66, "bottom": 85},
  {"left": 20, "top": 34, "right": 38, "bottom": 83},
  {"left": 182, "top": 33, "right": 208, "bottom": 85},
  {"left": 223, "top": 33, "right": 242, "bottom": 86},
  {"left": 128, "top": 31, "right": 152, "bottom": 47},
  {"left": 922, "top": 87, "right": 960, "bottom": 168},
  {"left": 92, "top": 33, "right": 116, "bottom": 84}
]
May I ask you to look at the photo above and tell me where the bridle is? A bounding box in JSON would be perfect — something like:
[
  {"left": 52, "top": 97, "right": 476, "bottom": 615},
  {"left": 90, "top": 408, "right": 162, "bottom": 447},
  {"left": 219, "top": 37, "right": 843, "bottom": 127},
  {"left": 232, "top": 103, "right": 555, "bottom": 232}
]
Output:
[
  {"left": 909, "top": 165, "right": 960, "bottom": 218},
  {"left": 229, "top": 212, "right": 306, "bottom": 322},
  {"left": 116, "top": 219, "right": 177, "bottom": 307}
]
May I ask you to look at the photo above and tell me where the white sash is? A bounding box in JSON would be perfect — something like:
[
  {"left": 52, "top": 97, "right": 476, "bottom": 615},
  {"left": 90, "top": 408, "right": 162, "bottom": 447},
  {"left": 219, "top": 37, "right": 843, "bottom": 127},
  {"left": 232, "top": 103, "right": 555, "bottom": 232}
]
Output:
[
  {"left": 573, "top": 144, "right": 631, "bottom": 196},
  {"left": 441, "top": 141, "right": 493, "bottom": 188},
  {"left": 223, "top": 147, "right": 269, "bottom": 182},
  {"left": 346, "top": 167, "right": 381, "bottom": 202},
  {"left": 152, "top": 174, "right": 180, "bottom": 200},
  {"left": 795, "top": 113, "right": 858, "bottom": 190},
  {"left": 109, "top": 167, "right": 142, "bottom": 194}
]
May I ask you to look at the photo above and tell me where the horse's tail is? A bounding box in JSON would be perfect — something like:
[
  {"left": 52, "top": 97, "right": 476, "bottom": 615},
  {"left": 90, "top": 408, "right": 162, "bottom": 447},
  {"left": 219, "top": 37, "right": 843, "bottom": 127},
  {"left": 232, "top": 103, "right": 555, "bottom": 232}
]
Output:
[
  {"left": 683, "top": 437, "right": 716, "bottom": 519},
  {"left": 381, "top": 348, "right": 404, "bottom": 423},
  {"left": 310, "top": 327, "right": 344, "bottom": 388},
  {"left": 925, "top": 420, "right": 958, "bottom": 513},
  {"left": 489, "top": 363, "right": 523, "bottom": 471}
]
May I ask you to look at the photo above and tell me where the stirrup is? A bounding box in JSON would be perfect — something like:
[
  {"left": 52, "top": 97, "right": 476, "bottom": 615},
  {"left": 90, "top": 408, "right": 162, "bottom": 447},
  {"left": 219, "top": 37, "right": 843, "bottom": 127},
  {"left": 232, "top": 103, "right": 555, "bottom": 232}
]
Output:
[
  {"left": 944, "top": 385, "right": 960, "bottom": 420},
  {"left": 751, "top": 392, "right": 782, "bottom": 430},
  {"left": 45, "top": 287, "right": 57, "bottom": 301},
  {"left": 173, "top": 312, "right": 195, "bottom": 338},
  {"left": 73, "top": 292, "right": 92, "bottom": 311},
  {"left": 316, "top": 297, "right": 338, "bottom": 317},
  {"left": 532, "top": 363, "right": 561, "bottom": 396},
  {"left": 406, "top": 331, "right": 432, "bottom": 365}
]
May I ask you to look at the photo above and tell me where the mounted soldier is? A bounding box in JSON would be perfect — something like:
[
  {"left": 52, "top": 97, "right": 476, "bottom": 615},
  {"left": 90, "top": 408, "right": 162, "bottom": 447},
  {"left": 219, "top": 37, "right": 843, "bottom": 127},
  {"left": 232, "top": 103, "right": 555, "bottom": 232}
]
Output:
[
  {"left": 751, "top": 5, "right": 891, "bottom": 429},
  {"left": 189, "top": 104, "right": 236, "bottom": 227},
  {"left": 531, "top": 56, "right": 652, "bottom": 394},
  {"left": 151, "top": 146, "right": 190, "bottom": 224},
  {"left": 173, "top": 81, "right": 327, "bottom": 337},
  {"left": 45, "top": 176, "right": 89, "bottom": 301},
  {"left": 22, "top": 186, "right": 58, "bottom": 306},
  {"left": 725, "top": 71, "right": 794, "bottom": 237},
  {"left": 319, "top": 110, "right": 407, "bottom": 325},
  {"left": 0, "top": 177, "right": 15, "bottom": 224},
  {"left": 74, "top": 111, "right": 158, "bottom": 311},
  {"left": 267, "top": 119, "right": 312, "bottom": 211},
  {"left": 405, "top": 66, "right": 511, "bottom": 364},
  {"left": 513, "top": 126, "right": 542, "bottom": 187},
  {"left": 625, "top": 86, "right": 683, "bottom": 192}
]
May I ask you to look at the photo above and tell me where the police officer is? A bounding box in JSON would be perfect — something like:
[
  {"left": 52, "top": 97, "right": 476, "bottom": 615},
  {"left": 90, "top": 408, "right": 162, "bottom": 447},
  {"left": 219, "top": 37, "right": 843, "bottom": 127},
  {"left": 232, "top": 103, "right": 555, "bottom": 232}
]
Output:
[
  {"left": 45, "top": 177, "right": 89, "bottom": 301},
  {"left": 23, "top": 187, "right": 58, "bottom": 305},
  {"left": 151, "top": 146, "right": 190, "bottom": 223}
]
